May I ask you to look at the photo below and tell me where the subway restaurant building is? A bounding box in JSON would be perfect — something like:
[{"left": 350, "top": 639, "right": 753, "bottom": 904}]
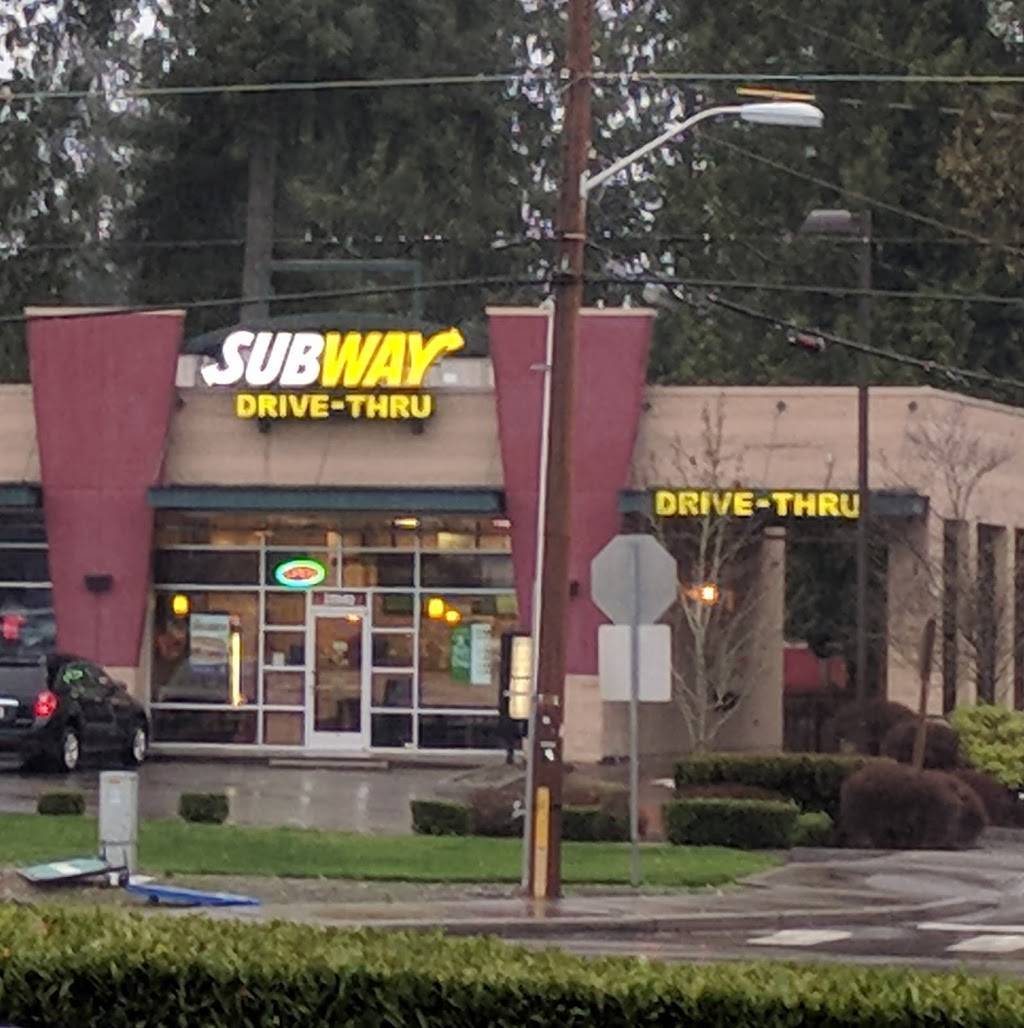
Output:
[{"left": 2, "top": 306, "right": 1024, "bottom": 760}]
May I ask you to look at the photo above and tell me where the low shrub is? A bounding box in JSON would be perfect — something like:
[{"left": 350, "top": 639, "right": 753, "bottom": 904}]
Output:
[
  {"left": 794, "top": 811, "right": 833, "bottom": 847},
  {"left": 410, "top": 799, "right": 470, "bottom": 836},
  {"left": 36, "top": 790, "right": 85, "bottom": 816},
  {"left": 562, "top": 805, "right": 629, "bottom": 842},
  {"left": 468, "top": 789, "right": 521, "bottom": 837},
  {"left": 880, "top": 719, "right": 962, "bottom": 770},
  {"left": 951, "top": 704, "right": 1024, "bottom": 789},
  {"left": 675, "top": 783, "right": 790, "bottom": 803},
  {"left": 953, "top": 767, "right": 1024, "bottom": 827},
  {"left": 4, "top": 905, "right": 1024, "bottom": 1028},
  {"left": 834, "top": 700, "right": 915, "bottom": 755},
  {"left": 839, "top": 761, "right": 986, "bottom": 850},
  {"left": 178, "top": 792, "right": 229, "bottom": 825},
  {"left": 674, "top": 753, "right": 869, "bottom": 818},
  {"left": 663, "top": 798, "right": 799, "bottom": 849}
]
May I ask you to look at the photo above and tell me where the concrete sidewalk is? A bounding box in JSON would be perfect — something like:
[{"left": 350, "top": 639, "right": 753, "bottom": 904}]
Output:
[{"left": 157, "top": 848, "right": 1016, "bottom": 937}]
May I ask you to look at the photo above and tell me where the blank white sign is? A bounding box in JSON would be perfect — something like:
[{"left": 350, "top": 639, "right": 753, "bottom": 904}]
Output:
[{"left": 598, "top": 624, "right": 671, "bottom": 703}]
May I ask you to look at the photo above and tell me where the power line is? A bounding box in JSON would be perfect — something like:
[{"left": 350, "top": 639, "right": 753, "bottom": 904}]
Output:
[
  {"left": 592, "top": 273, "right": 1024, "bottom": 309},
  {"left": 702, "top": 132, "right": 1024, "bottom": 262},
  {"left": 698, "top": 290, "right": 1024, "bottom": 396},
  {"left": 7, "top": 69, "right": 1024, "bottom": 103},
  {"left": 0, "top": 274, "right": 549, "bottom": 326}
]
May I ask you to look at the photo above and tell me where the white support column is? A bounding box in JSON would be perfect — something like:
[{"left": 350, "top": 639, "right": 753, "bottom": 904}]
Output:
[
  {"left": 886, "top": 513, "right": 943, "bottom": 713},
  {"left": 954, "top": 520, "right": 978, "bottom": 708},
  {"left": 990, "top": 526, "right": 1016, "bottom": 708}
]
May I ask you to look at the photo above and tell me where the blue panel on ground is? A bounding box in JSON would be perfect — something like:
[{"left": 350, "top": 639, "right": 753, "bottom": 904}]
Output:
[{"left": 124, "top": 883, "right": 260, "bottom": 907}]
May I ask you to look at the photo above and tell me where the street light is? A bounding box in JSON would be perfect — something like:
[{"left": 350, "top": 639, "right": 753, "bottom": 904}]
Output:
[
  {"left": 799, "top": 208, "right": 872, "bottom": 748},
  {"left": 581, "top": 102, "right": 825, "bottom": 198},
  {"left": 527, "top": 89, "right": 825, "bottom": 901}
]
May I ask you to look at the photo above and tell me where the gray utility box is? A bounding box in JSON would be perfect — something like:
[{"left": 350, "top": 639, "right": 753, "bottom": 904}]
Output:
[{"left": 99, "top": 770, "right": 139, "bottom": 875}]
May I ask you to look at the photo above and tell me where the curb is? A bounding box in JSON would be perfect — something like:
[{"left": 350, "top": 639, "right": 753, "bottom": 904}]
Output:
[{"left": 231, "top": 895, "right": 991, "bottom": 940}]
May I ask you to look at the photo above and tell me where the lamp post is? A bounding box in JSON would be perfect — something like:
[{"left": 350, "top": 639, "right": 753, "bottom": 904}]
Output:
[
  {"left": 799, "top": 208, "right": 873, "bottom": 746},
  {"left": 526, "top": 88, "right": 825, "bottom": 902}
]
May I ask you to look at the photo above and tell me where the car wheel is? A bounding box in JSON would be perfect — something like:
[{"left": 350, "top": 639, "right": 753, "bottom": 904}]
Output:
[
  {"left": 58, "top": 727, "right": 81, "bottom": 773},
  {"left": 125, "top": 723, "right": 147, "bottom": 767}
]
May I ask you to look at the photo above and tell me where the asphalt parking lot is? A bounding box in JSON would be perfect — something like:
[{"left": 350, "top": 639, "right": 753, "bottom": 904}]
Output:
[{"left": 0, "top": 758, "right": 453, "bottom": 833}]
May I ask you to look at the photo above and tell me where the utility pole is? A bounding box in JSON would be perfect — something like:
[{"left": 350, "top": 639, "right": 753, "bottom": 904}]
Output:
[
  {"left": 527, "top": 0, "right": 592, "bottom": 901},
  {"left": 855, "top": 209, "right": 872, "bottom": 736}
]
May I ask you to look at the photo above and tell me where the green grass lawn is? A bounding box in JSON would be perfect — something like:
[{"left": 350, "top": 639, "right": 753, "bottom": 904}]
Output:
[{"left": 0, "top": 814, "right": 778, "bottom": 887}]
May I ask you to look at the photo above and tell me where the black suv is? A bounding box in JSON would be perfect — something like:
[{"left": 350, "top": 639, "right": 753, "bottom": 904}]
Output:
[{"left": 0, "top": 654, "right": 149, "bottom": 772}]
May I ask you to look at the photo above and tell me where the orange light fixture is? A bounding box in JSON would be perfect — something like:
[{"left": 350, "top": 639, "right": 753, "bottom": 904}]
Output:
[
  {"left": 427, "top": 597, "right": 446, "bottom": 620},
  {"left": 171, "top": 593, "right": 190, "bottom": 618},
  {"left": 444, "top": 608, "right": 462, "bottom": 626}
]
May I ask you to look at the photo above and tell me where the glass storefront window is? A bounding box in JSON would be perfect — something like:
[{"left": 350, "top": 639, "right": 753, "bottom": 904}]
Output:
[
  {"left": 155, "top": 516, "right": 263, "bottom": 547},
  {"left": 342, "top": 553, "right": 414, "bottom": 588},
  {"left": 263, "top": 630, "right": 306, "bottom": 669},
  {"left": 152, "top": 708, "right": 258, "bottom": 744},
  {"left": 154, "top": 550, "right": 260, "bottom": 585},
  {"left": 420, "top": 554, "right": 514, "bottom": 589},
  {"left": 264, "top": 671, "right": 304, "bottom": 706},
  {"left": 418, "top": 594, "right": 516, "bottom": 709},
  {"left": 265, "top": 524, "right": 331, "bottom": 547},
  {"left": 151, "top": 592, "right": 259, "bottom": 704},
  {"left": 371, "top": 672, "right": 414, "bottom": 708},
  {"left": 263, "top": 711, "right": 304, "bottom": 745},
  {"left": 0, "top": 587, "right": 54, "bottom": 660},
  {"left": 418, "top": 715, "right": 503, "bottom": 749},
  {"left": 264, "top": 550, "right": 336, "bottom": 587},
  {"left": 0, "top": 548, "right": 49, "bottom": 581},
  {"left": 370, "top": 633, "right": 414, "bottom": 668},
  {"left": 0, "top": 512, "right": 46, "bottom": 543},
  {"left": 265, "top": 591, "right": 306, "bottom": 626},
  {"left": 371, "top": 713, "right": 413, "bottom": 747},
  {"left": 371, "top": 592, "right": 415, "bottom": 627}
]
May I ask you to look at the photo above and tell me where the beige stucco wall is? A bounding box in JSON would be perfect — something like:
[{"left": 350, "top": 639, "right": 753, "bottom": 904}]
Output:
[
  {"left": 635, "top": 385, "right": 1024, "bottom": 527},
  {"left": 162, "top": 388, "right": 503, "bottom": 488},
  {"left": 0, "top": 385, "right": 39, "bottom": 483}
]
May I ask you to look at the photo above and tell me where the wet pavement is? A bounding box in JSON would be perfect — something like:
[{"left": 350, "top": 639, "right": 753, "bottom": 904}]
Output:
[{"left": 0, "top": 759, "right": 454, "bottom": 833}]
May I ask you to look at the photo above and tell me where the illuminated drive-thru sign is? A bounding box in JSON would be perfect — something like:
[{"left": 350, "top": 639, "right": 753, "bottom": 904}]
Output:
[
  {"left": 654, "top": 488, "right": 860, "bottom": 519},
  {"left": 201, "top": 327, "right": 465, "bottom": 420}
]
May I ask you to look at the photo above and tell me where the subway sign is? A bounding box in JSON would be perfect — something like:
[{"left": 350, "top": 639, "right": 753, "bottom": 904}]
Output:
[
  {"left": 655, "top": 489, "right": 860, "bottom": 519},
  {"left": 201, "top": 328, "right": 465, "bottom": 420}
]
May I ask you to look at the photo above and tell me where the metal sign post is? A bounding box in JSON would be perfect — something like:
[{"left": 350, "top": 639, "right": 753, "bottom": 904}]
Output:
[{"left": 592, "top": 534, "right": 677, "bottom": 887}]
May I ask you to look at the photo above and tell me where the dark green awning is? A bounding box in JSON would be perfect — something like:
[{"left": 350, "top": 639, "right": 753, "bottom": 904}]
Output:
[
  {"left": 148, "top": 485, "right": 504, "bottom": 515},
  {"left": 0, "top": 484, "right": 41, "bottom": 508}
]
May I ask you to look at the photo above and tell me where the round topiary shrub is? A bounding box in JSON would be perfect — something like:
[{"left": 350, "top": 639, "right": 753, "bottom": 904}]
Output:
[
  {"left": 839, "top": 760, "right": 986, "bottom": 850},
  {"left": 880, "top": 719, "right": 962, "bottom": 770},
  {"left": 834, "top": 700, "right": 915, "bottom": 755},
  {"left": 952, "top": 768, "right": 1023, "bottom": 828}
]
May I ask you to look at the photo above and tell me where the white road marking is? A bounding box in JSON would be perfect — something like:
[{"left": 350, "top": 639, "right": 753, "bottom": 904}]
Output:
[
  {"left": 748, "top": 929, "right": 852, "bottom": 947},
  {"left": 947, "top": 934, "right": 1024, "bottom": 954},
  {"left": 919, "top": 922, "right": 1024, "bottom": 935}
]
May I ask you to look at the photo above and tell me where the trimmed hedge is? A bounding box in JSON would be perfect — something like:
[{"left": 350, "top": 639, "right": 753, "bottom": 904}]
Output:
[
  {"left": 562, "top": 805, "right": 629, "bottom": 842},
  {"left": 3, "top": 906, "right": 1024, "bottom": 1027},
  {"left": 412, "top": 798, "right": 631, "bottom": 841},
  {"left": 674, "top": 753, "right": 869, "bottom": 818},
  {"left": 953, "top": 767, "right": 1024, "bottom": 827},
  {"left": 178, "top": 792, "right": 229, "bottom": 825},
  {"left": 663, "top": 798, "right": 799, "bottom": 849},
  {"left": 411, "top": 799, "right": 471, "bottom": 836},
  {"left": 794, "top": 811, "right": 833, "bottom": 847},
  {"left": 37, "top": 790, "right": 85, "bottom": 816}
]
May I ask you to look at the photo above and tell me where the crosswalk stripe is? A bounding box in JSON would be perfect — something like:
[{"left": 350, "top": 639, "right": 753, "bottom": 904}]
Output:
[
  {"left": 748, "top": 929, "right": 852, "bottom": 947},
  {"left": 947, "top": 934, "right": 1024, "bottom": 954},
  {"left": 920, "top": 922, "right": 1024, "bottom": 935}
]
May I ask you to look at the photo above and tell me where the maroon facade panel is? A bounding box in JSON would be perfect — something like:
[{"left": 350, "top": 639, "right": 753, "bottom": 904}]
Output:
[
  {"left": 488, "top": 308, "right": 654, "bottom": 674},
  {"left": 28, "top": 311, "right": 183, "bottom": 666}
]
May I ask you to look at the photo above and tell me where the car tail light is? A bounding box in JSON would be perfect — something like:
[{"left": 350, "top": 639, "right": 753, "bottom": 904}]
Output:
[{"left": 34, "top": 690, "right": 58, "bottom": 719}]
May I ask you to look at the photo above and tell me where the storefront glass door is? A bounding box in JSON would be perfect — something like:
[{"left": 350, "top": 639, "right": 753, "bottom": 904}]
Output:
[{"left": 307, "top": 610, "right": 367, "bottom": 749}]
